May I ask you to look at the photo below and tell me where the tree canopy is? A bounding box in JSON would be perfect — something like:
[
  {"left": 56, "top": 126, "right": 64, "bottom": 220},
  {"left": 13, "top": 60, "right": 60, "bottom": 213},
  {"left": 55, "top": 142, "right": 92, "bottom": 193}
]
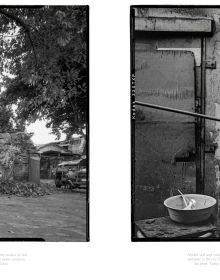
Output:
[
  {"left": 0, "top": 104, "right": 15, "bottom": 132},
  {"left": 0, "top": 6, "right": 88, "bottom": 138}
]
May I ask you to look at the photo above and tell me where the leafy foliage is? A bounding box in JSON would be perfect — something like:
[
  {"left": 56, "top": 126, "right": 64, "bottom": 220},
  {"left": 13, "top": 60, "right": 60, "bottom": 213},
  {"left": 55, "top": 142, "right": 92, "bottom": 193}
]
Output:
[
  {"left": 0, "top": 145, "right": 20, "bottom": 171},
  {"left": 0, "top": 6, "right": 88, "bottom": 138},
  {"left": 0, "top": 132, "right": 34, "bottom": 180},
  {"left": 0, "top": 104, "right": 15, "bottom": 132},
  {"left": 0, "top": 180, "right": 56, "bottom": 196}
]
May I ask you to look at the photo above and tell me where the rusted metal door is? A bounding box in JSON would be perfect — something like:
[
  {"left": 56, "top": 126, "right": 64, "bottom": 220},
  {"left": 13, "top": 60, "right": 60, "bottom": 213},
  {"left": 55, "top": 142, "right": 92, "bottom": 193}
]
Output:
[{"left": 134, "top": 46, "right": 198, "bottom": 220}]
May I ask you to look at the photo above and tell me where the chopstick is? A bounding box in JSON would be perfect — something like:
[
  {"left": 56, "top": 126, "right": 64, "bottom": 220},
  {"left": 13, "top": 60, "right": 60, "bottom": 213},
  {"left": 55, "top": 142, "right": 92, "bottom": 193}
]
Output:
[{"left": 178, "top": 189, "right": 189, "bottom": 207}]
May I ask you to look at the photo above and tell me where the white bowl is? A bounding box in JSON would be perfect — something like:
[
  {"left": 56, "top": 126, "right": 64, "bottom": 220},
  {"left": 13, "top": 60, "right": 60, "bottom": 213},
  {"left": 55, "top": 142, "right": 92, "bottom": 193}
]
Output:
[{"left": 164, "top": 194, "right": 217, "bottom": 224}]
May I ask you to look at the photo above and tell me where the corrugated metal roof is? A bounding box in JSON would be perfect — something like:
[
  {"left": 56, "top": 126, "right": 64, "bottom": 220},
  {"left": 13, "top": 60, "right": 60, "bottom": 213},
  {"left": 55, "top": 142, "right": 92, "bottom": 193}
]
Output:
[{"left": 58, "top": 159, "right": 82, "bottom": 166}]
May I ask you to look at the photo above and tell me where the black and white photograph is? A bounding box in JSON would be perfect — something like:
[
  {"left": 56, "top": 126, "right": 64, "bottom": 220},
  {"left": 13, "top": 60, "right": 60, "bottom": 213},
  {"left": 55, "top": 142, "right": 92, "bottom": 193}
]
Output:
[
  {"left": 131, "top": 6, "right": 220, "bottom": 240},
  {"left": 0, "top": 5, "right": 89, "bottom": 241}
]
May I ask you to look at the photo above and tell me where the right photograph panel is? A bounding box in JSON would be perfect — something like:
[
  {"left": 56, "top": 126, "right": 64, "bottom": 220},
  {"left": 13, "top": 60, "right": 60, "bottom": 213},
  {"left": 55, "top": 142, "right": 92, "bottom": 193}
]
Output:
[{"left": 131, "top": 6, "right": 220, "bottom": 240}]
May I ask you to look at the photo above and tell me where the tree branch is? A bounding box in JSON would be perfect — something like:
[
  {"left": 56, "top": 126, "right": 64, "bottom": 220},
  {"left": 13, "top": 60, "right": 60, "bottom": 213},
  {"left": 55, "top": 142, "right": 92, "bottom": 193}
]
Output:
[{"left": 0, "top": 8, "right": 38, "bottom": 67}]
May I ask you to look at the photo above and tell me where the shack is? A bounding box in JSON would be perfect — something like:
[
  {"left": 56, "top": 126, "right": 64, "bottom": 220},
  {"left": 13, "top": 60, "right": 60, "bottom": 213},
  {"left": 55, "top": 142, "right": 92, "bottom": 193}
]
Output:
[{"left": 37, "top": 135, "right": 86, "bottom": 179}]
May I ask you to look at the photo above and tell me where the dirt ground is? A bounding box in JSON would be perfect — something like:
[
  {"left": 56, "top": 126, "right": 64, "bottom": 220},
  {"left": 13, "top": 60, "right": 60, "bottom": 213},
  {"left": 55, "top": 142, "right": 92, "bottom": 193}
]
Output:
[{"left": 0, "top": 192, "right": 87, "bottom": 241}]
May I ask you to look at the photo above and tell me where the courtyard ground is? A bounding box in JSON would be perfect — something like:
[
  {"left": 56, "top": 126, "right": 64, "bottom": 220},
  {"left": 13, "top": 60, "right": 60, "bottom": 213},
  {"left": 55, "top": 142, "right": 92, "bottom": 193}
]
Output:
[{"left": 0, "top": 192, "right": 87, "bottom": 241}]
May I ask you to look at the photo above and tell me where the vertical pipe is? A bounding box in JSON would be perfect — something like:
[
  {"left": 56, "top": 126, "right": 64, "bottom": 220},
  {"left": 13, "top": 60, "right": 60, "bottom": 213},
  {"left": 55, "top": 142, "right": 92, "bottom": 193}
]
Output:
[
  {"left": 195, "top": 50, "right": 200, "bottom": 194},
  {"left": 199, "top": 37, "right": 206, "bottom": 194}
]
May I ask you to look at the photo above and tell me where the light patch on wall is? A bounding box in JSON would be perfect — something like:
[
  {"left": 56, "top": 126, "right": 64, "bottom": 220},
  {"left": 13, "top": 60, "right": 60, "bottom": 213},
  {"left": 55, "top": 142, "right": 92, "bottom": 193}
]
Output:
[
  {"left": 157, "top": 48, "right": 201, "bottom": 66},
  {"left": 215, "top": 103, "right": 220, "bottom": 130},
  {"left": 214, "top": 103, "right": 220, "bottom": 160}
]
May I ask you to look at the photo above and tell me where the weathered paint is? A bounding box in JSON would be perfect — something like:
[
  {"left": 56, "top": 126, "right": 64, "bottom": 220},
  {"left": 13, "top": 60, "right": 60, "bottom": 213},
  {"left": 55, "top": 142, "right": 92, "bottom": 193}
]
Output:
[
  {"left": 135, "top": 50, "right": 195, "bottom": 119},
  {"left": 134, "top": 46, "right": 197, "bottom": 219},
  {"left": 135, "top": 17, "right": 213, "bottom": 34},
  {"left": 135, "top": 49, "right": 195, "bottom": 139},
  {"left": 157, "top": 48, "right": 201, "bottom": 66}
]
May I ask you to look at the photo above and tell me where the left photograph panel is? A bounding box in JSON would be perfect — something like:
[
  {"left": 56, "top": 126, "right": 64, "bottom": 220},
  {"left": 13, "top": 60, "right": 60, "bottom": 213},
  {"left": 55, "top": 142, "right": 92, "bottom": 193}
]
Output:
[{"left": 0, "top": 5, "right": 89, "bottom": 241}]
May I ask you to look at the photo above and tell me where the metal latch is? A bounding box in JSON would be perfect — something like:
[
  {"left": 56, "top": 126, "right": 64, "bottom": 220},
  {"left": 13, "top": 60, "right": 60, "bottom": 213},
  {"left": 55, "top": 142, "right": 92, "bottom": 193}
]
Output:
[{"left": 205, "top": 60, "right": 216, "bottom": 69}]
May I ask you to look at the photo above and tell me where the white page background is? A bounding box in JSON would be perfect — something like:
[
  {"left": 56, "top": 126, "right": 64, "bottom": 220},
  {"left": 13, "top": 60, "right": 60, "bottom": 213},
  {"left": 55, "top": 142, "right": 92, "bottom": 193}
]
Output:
[{"left": 0, "top": 0, "right": 220, "bottom": 279}]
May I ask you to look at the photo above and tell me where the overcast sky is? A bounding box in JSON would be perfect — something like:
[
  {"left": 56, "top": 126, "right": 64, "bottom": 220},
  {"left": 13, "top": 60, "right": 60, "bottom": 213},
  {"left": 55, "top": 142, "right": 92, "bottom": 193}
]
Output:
[{"left": 26, "top": 120, "right": 65, "bottom": 145}]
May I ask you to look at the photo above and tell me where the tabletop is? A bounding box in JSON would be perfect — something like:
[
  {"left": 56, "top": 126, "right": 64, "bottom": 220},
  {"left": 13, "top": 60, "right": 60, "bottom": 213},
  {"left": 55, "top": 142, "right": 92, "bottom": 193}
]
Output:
[{"left": 135, "top": 216, "right": 217, "bottom": 239}]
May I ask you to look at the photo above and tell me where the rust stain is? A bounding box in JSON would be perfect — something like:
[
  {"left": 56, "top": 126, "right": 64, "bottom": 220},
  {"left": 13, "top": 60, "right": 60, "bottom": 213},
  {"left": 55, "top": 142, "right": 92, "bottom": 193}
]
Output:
[{"left": 136, "top": 88, "right": 194, "bottom": 99}]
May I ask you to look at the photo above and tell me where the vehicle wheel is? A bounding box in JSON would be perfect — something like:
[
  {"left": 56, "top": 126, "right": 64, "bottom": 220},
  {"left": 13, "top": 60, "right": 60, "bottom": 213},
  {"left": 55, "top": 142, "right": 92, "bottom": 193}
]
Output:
[{"left": 55, "top": 180, "right": 62, "bottom": 188}]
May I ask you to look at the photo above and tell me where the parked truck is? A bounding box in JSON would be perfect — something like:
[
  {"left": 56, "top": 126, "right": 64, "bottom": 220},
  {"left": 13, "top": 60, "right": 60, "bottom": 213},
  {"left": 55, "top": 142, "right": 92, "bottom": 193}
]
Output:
[{"left": 55, "top": 158, "right": 87, "bottom": 189}]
